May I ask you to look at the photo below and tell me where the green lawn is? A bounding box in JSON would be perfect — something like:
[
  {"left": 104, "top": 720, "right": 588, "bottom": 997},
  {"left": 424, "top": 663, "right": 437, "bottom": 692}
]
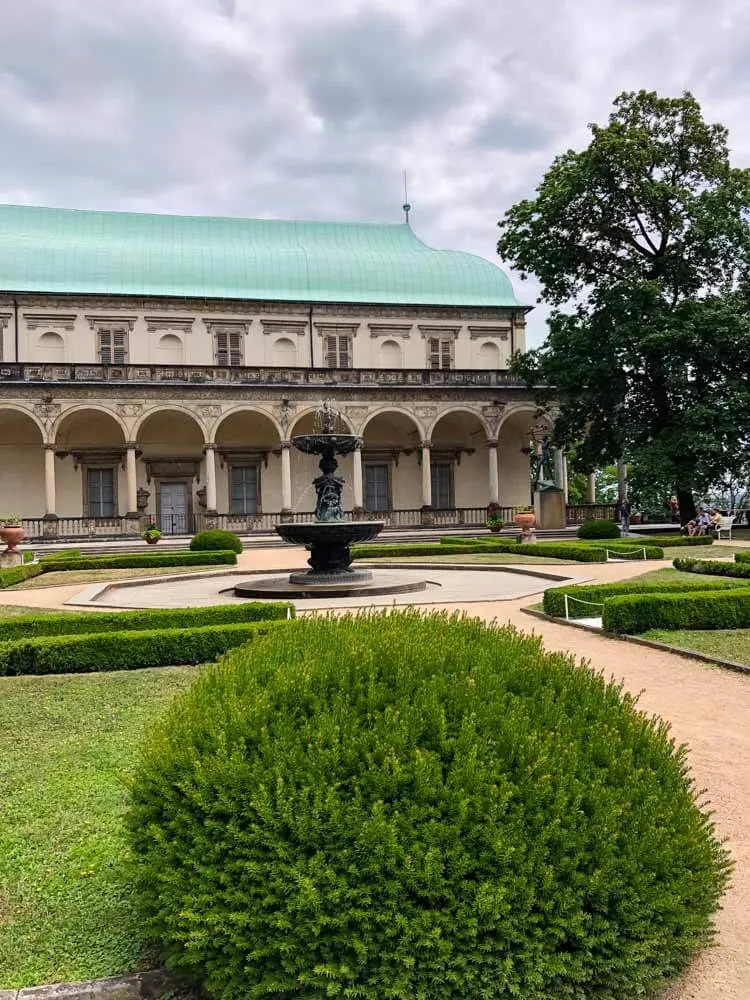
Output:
[
  {"left": 659, "top": 544, "right": 747, "bottom": 560},
  {"left": 0, "top": 666, "right": 196, "bottom": 989},
  {"left": 0, "top": 604, "right": 60, "bottom": 617},
  {"left": 378, "top": 551, "right": 575, "bottom": 565},
  {"left": 8, "top": 565, "right": 227, "bottom": 590},
  {"left": 641, "top": 628, "right": 750, "bottom": 667}
]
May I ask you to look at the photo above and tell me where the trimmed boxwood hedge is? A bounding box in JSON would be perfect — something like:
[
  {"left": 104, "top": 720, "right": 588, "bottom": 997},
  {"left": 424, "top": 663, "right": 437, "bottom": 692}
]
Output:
[
  {"left": 190, "top": 529, "right": 243, "bottom": 554},
  {"left": 543, "top": 576, "right": 747, "bottom": 619},
  {"left": 0, "top": 563, "right": 43, "bottom": 589},
  {"left": 602, "top": 588, "right": 750, "bottom": 634},
  {"left": 0, "top": 619, "right": 286, "bottom": 676},
  {"left": 631, "top": 534, "right": 714, "bottom": 548},
  {"left": 0, "top": 601, "right": 292, "bottom": 643},
  {"left": 39, "top": 550, "right": 237, "bottom": 571},
  {"left": 577, "top": 518, "right": 620, "bottom": 539},
  {"left": 354, "top": 539, "right": 664, "bottom": 562},
  {"left": 735, "top": 550, "right": 750, "bottom": 564},
  {"left": 673, "top": 557, "right": 750, "bottom": 579},
  {"left": 127, "top": 611, "right": 730, "bottom": 1000}
]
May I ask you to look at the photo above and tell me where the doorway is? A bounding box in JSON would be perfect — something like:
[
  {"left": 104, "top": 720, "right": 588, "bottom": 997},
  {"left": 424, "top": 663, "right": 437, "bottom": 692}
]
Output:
[{"left": 158, "top": 481, "right": 190, "bottom": 534}]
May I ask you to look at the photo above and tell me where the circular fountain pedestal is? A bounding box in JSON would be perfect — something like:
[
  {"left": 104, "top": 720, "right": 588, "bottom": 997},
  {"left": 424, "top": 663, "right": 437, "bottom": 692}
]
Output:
[{"left": 277, "top": 520, "right": 384, "bottom": 585}]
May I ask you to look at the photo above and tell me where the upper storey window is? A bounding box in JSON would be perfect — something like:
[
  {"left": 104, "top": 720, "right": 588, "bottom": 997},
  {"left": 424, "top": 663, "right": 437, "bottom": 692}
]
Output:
[
  {"left": 428, "top": 337, "right": 453, "bottom": 370},
  {"left": 97, "top": 326, "right": 129, "bottom": 365},
  {"left": 214, "top": 328, "right": 244, "bottom": 367},
  {"left": 325, "top": 334, "right": 352, "bottom": 369}
]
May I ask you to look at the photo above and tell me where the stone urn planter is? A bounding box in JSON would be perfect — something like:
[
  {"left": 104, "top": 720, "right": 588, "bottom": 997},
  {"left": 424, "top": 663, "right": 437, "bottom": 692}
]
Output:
[
  {"left": 513, "top": 511, "right": 536, "bottom": 531},
  {"left": 0, "top": 524, "right": 25, "bottom": 552}
]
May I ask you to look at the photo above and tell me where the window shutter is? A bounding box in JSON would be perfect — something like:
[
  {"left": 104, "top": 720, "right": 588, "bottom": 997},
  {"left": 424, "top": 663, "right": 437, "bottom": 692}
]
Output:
[
  {"left": 338, "top": 335, "right": 351, "bottom": 369},
  {"left": 215, "top": 331, "right": 228, "bottom": 366},
  {"left": 216, "top": 330, "right": 243, "bottom": 366},
  {"left": 441, "top": 340, "right": 452, "bottom": 369},
  {"left": 229, "top": 332, "right": 242, "bottom": 366},
  {"left": 429, "top": 338, "right": 441, "bottom": 370},
  {"left": 325, "top": 336, "right": 338, "bottom": 367},
  {"left": 112, "top": 330, "right": 126, "bottom": 365},
  {"left": 98, "top": 331, "right": 112, "bottom": 365}
]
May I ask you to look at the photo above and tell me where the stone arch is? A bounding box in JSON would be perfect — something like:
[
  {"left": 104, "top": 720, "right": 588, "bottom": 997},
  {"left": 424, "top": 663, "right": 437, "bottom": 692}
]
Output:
[
  {"left": 210, "top": 406, "right": 284, "bottom": 443},
  {"left": 429, "top": 409, "right": 490, "bottom": 510},
  {"left": 133, "top": 404, "right": 208, "bottom": 442},
  {"left": 361, "top": 406, "right": 424, "bottom": 440},
  {"left": 361, "top": 409, "right": 424, "bottom": 512},
  {"left": 52, "top": 404, "right": 128, "bottom": 444},
  {"left": 427, "top": 407, "right": 490, "bottom": 441},
  {"left": 0, "top": 407, "right": 46, "bottom": 518},
  {"left": 54, "top": 407, "right": 129, "bottom": 520},
  {"left": 38, "top": 331, "right": 65, "bottom": 362},
  {"left": 290, "top": 407, "right": 355, "bottom": 436},
  {"left": 214, "top": 409, "right": 283, "bottom": 515},
  {"left": 496, "top": 405, "right": 553, "bottom": 508}
]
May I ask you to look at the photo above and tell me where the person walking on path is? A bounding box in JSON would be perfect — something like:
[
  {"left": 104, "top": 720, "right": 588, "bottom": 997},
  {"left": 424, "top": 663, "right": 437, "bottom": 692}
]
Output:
[{"left": 618, "top": 498, "right": 632, "bottom": 534}]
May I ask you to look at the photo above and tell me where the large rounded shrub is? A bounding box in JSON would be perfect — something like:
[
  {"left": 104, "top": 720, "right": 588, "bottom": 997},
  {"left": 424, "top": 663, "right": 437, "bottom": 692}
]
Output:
[
  {"left": 127, "top": 611, "right": 729, "bottom": 1000},
  {"left": 189, "top": 528, "right": 243, "bottom": 553},
  {"left": 577, "top": 518, "right": 620, "bottom": 539}
]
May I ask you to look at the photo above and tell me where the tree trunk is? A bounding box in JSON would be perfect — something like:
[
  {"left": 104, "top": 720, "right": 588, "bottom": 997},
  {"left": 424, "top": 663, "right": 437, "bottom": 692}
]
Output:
[{"left": 677, "top": 488, "right": 696, "bottom": 525}]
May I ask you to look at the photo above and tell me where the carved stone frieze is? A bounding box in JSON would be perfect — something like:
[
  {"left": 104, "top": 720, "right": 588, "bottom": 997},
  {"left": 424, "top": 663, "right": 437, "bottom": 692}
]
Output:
[
  {"left": 33, "top": 402, "right": 61, "bottom": 427},
  {"left": 117, "top": 403, "right": 144, "bottom": 418},
  {"left": 197, "top": 404, "right": 223, "bottom": 419}
]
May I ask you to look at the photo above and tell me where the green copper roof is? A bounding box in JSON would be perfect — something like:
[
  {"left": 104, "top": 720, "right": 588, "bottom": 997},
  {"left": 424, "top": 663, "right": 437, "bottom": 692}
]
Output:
[{"left": 0, "top": 204, "right": 522, "bottom": 308}]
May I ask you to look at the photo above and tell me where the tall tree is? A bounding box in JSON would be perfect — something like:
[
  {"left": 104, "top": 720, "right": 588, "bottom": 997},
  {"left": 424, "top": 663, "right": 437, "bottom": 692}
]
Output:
[{"left": 498, "top": 90, "right": 750, "bottom": 521}]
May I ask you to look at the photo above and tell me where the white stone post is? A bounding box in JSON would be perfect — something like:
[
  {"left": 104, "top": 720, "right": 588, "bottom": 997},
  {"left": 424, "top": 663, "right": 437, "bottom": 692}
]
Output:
[
  {"left": 352, "top": 442, "right": 364, "bottom": 515},
  {"left": 587, "top": 472, "right": 597, "bottom": 504},
  {"left": 562, "top": 453, "right": 569, "bottom": 503},
  {"left": 487, "top": 439, "right": 499, "bottom": 504},
  {"left": 44, "top": 444, "right": 56, "bottom": 516},
  {"left": 204, "top": 442, "right": 217, "bottom": 513},
  {"left": 126, "top": 444, "right": 138, "bottom": 515},
  {"left": 281, "top": 442, "right": 292, "bottom": 518}
]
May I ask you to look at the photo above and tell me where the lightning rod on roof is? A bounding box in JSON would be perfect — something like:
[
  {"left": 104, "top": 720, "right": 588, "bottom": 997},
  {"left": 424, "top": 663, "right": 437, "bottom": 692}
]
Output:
[{"left": 402, "top": 171, "right": 411, "bottom": 225}]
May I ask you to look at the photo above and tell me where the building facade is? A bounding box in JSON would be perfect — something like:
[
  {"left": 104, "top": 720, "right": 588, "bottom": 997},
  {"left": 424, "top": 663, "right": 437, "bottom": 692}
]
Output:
[{"left": 0, "top": 204, "right": 558, "bottom": 538}]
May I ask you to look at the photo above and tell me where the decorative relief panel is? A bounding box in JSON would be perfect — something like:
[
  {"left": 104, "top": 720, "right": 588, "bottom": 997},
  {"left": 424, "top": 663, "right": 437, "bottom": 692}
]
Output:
[
  {"left": 117, "top": 403, "right": 144, "bottom": 418},
  {"left": 197, "top": 404, "right": 222, "bottom": 419}
]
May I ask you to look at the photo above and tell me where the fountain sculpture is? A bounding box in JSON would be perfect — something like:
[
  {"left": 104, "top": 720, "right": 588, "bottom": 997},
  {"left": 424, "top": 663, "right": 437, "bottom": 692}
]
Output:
[
  {"left": 276, "top": 402, "right": 384, "bottom": 584},
  {"left": 234, "top": 402, "right": 408, "bottom": 598}
]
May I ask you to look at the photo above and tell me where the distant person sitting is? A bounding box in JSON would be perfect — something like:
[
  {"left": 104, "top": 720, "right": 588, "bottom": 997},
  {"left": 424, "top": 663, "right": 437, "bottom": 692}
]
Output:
[{"left": 668, "top": 495, "right": 680, "bottom": 523}]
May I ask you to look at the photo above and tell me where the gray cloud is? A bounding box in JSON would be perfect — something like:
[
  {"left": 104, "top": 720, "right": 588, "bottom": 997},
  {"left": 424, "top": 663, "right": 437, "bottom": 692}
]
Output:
[{"left": 0, "top": 0, "right": 748, "bottom": 347}]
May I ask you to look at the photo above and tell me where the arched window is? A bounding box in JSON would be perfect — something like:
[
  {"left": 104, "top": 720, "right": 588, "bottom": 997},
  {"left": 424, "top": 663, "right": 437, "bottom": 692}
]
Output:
[
  {"left": 272, "top": 337, "right": 296, "bottom": 366},
  {"left": 380, "top": 339, "right": 402, "bottom": 369},
  {"left": 156, "top": 333, "right": 183, "bottom": 365},
  {"left": 38, "top": 331, "right": 64, "bottom": 362},
  {"left": 478, "top": 341, "right": 500, "bottom": 370}
]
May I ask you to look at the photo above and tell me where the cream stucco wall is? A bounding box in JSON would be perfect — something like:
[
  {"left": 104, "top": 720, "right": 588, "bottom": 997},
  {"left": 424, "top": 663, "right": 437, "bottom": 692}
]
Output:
[{"left": 11, "top": 304, "right": 523, "bottom": 371}]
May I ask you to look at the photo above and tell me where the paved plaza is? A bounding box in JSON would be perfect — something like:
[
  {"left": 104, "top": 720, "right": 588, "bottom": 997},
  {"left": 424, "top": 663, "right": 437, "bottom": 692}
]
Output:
[{"left": 1, "top": 544, "right": 749, "bottom": 1000}]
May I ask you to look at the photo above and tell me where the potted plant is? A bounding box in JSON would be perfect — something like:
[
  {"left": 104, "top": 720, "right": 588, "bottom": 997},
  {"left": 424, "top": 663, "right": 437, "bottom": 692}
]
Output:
[
  {"left": 486, "top": 502, "right": 505, "bottom": 533},
  {"left": 0, "top": 514, "right": 25, "bottom": 552},
  {"left": 142, "top": 524, "right": 162, "bottom": 545}
]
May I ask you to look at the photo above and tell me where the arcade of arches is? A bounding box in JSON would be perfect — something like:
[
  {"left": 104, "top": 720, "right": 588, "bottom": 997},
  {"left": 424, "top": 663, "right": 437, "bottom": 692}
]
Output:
[{"left": 0, "top": 402, "right": 568, "bottom": 534}]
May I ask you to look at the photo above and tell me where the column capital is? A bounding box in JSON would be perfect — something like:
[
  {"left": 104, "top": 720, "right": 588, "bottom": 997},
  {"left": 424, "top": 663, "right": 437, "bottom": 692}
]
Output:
[
  {"left": 486, "top": 438, "right": 498, "bottom": 449},
  {"left": 44, "top": 442, "right": 57, "bottom": 451},
  {"left": 203, "top": 441, "right": 216, "bottom": 452},
  {"left": 125, "top": 440, "right": 138, "bottom": 450},
  {"left": 420, "top": 439, "right": 432, "bottom": 449},
  {"left": 281, "top": 439, "right": 292, "bottom": 449}
]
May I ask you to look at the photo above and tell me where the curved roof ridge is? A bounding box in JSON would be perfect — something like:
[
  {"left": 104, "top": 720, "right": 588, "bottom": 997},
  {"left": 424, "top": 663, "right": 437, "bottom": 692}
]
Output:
[{"left": 0, "top": 203, "right": 524, "bottom": 308}]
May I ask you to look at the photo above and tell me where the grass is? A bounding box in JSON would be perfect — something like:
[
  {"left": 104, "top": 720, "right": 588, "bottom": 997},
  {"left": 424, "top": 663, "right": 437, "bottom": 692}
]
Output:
[
  {"left": 0, "top": 605, "right": 60, "bottom": 617},
  {"left": 8, "top": 565, "right": 228, "bottom": 590},
  {"left": 375, "top": 551, "right": 575, "bottom": 565},
  {"left": 0, "top": 666, "right": 196, "bottom": 989},
  {"left": 660, "top": 544, "right": 747, "bottom": 560},
  {"left": 641, "top": 628, "right": 750, "bottom": 667}
]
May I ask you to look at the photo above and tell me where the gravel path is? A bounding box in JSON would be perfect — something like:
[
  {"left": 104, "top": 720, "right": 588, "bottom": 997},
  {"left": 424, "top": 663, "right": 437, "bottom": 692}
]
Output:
[{"left": 2, "top": 548, "right": 749, "bottom": 998}]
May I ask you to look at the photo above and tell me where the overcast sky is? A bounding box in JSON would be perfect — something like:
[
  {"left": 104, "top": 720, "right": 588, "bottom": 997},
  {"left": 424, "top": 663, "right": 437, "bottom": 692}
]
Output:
[{"left": 1, "top": 0, "right": 748, "bottom": 346}]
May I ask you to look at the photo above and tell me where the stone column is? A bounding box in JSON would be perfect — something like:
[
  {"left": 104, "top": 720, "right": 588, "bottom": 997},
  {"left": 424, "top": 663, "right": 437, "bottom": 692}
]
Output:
[
  {"left": 281, "top": 441, "right": 293, "bottom": 521},
  {"left": 587, "top": 472, "right": 597, "bottom": 504},
  {"left": 487, "top": 439, "right": 499, "bottom": 504},
  {"left": 204, "top": 442, "right": 218, "bottom": 514},
  {"left": 42, "top": 445, "right": 58, "bottom": 538},
  {"left": 125, "top": 444, "right": 138, "bottom": 516},
  {"left": 562, "top": 453, "right": 569, "bottom": 503},
  {"left": 352, "top": 441, "right": 364, "bottom": 518},
  {"left": 420, "top": 439, "right": 433, "bottom": 526}
]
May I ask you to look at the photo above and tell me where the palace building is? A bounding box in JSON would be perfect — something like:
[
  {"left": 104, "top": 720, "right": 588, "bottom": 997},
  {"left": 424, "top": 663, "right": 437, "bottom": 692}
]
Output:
[{"left": 0, "top": 203, "right": 560, "bottom": 539}]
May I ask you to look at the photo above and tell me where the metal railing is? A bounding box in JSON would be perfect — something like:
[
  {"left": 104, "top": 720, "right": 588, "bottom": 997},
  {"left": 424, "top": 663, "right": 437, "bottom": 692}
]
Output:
[
  {"left": 0, "top": 361, "right": 525, "bottom": 389},
  {"left": 565, "top": 503, "right": 618, "bottom": 524}
]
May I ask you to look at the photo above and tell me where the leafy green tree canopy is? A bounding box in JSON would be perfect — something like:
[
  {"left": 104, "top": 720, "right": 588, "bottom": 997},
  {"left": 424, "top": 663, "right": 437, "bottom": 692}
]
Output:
[{"left": 498, "top": 90, "right": 750, "bottom": 520}]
